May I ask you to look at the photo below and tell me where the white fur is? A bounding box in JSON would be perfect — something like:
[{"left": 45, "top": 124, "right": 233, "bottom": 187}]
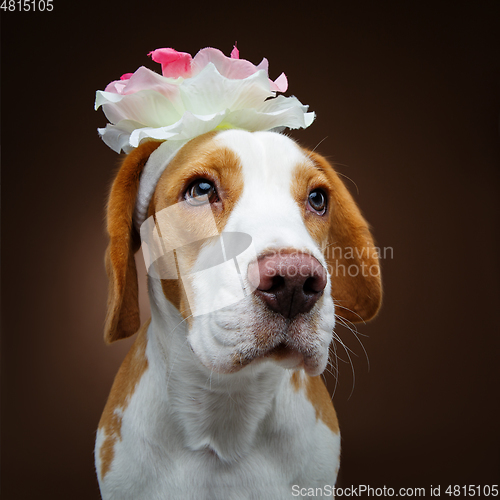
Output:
[
  {"left": 134, "top": 139, "right": 189, "bottom": 231},
  {"left": 96, "top": 131, "right": 340, "bottom": 499}
]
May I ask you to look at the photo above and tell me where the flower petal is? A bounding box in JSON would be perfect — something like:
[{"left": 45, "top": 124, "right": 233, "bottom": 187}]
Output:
[
  {"left": 180, "top": 63, "right": 273, "bottom": 115},
  {"left": 149, "top": 48, "right": 192, "bottom": 78},
  {"left": 104, "top": 80, "right": 127, "bottom": 94},
  {"left": 224, "top": 95, "right": 315, "bottom": 131},
  {"left": 192, "top": 48, "right": 263, "bottom": 81},
  {"left": 99, "top": 94, "right": 315, "bottom": 153},
  {"left": 103, "top": 67, "right": 183, "bottom": 96},
  {"left": 98, "top": 120, "right": 145, "bottom": 153},
  {"left": 95, "top": 90, "right": 123, "bottom": 109},
  {"left": 271, "top": 73, "right": 288, "bottom": 93},
  {"left": 119, "top": 67, "right": 183, "bottom": 101},
  {"left": 99, "top": 89, "right": 183, "bottom": 128},
  {"left": 129, "top": 110, "right": 228, "bottom": 146}
]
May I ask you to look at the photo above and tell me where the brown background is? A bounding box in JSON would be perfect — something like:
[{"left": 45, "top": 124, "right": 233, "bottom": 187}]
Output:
[{"left": 1, "top": 1, "right": 499, "bottom": 498}]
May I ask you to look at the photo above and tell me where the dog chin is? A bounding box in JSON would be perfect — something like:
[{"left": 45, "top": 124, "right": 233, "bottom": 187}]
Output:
[
  {"left": 250, "top": 352, "right": 326, "bottom": 377},
  {"left": 188, "top": 311, "right": 331, "bottom": 378},
  {"left": 190, "top": 345, "right": 327, "bottom": 378},
  {"left": 200, "top": 346, "right": 327, "bottom": 377},
  {"left": 250, "top": 343, "right": 328, "bottom": 377}
]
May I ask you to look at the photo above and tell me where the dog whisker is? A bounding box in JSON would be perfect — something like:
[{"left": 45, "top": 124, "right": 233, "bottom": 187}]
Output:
[
  {"left": 336, "top": 316, "right": 370, "bottom": 373},
  {"left": 333, "top": 300, "right": 367, "bottom": 325}
]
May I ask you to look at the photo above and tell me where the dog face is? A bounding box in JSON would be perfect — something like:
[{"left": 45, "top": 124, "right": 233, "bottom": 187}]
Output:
[{"left": 104, "top": 130, "right": 381, "bottom": 377}]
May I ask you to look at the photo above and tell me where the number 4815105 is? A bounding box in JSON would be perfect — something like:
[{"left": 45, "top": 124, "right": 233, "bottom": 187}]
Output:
[{"left": 1, "top": 0, "right": 54, "bottom": 11}]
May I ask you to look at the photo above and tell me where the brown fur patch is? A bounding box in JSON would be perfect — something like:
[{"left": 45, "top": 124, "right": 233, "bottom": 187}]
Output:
[
  {"left": 305, "top": 375, "right": 339, "bottom": 434},
  {"left": 297, "top": 149, "right": 382, "bottom": 323},
  {"left": 148, "top": 132, "right": 244, "bottom": 320},
  {"left": 105, "top": 140, "right": 163, "bottom": 343},
  {"left": 290, "top": 371, "right": 303, "bottom": 391},
  {"left": 98, "top": 319, "right": 150, "bottom": 478}
]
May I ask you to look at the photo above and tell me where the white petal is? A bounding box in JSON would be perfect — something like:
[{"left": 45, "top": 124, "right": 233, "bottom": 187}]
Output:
[
  {"left": 101, "top": 90, "right": 183, "bottom": 128},
  {"left": 98, "top": 122, "right": 140, "bottom": 153},
  {"left": 95, "top": 90, "right": 124, "bottom": 110},
  {"left": 223, "top": 95, "right": 315, "bottom": 131},
  {"left": 128, "top": 110, "right": 228, "bottom": 147},
  {"left": 180, "top": 63, "right": 273, "bottom": 115},
  {"left": 122, "top": 66, "right": 183, "bottom": 99}
]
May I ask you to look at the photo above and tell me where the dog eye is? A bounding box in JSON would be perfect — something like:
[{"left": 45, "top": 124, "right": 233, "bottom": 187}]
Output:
[
  {"left": 307, "top": 189, "right": 327, "bottom": 215},
  {"left": 185, "top": 179, "right": 218, "bottom": 205}
]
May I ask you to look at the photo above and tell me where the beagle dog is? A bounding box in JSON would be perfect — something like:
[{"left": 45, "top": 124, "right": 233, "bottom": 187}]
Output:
[{"left": 95, "top": 130, "right": 381, "bottom": 499}]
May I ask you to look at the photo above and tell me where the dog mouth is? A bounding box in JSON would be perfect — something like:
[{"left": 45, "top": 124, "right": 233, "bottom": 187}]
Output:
[
  {"left": 267, "top": 342, "right": 291, "bottom": 357},
  {"left": 233, "top": 345, "right": 324, "bottom": 376},
  {"left": 233, "top": 332, "right": 324, "bottom": 376},
  {"left": 193, "top": 297, "right": 331, "bottom": 376}
]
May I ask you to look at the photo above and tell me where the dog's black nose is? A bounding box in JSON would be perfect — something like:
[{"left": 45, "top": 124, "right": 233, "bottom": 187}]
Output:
[{"left": 248, "top": 252, "right": 327, "bottom": 319}]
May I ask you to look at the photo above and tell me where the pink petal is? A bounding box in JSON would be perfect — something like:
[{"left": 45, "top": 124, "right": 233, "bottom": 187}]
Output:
[
  {"left": 230, "top": 44, "right": 239, "bottom": 59},
  {"left": 103, "top": 73, "right": 134, "bottom": 94},
  {"left": 119, "top": 66, "right": 181, "bottom": 100},
  {"left": 271, "top": 73, "right": 288, "bottom": 93},
  {"left": 193, "top": 47, "right": 260, "bottom": 80},
  {"left": 148, "top": 48, "right": 193, "bottom": 78},
  {"left": 104, "top": 80, "right": 126, "bottom": 93}
]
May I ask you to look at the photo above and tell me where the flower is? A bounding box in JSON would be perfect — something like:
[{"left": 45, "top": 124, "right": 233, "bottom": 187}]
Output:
[{"left": 95, "top": 46, "right": 315, "bottom": 153}]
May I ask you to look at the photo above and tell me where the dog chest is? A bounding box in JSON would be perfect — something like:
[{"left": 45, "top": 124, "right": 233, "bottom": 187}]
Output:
[{"left": 96, "top": 362, "right": 340, "bottom": 500}]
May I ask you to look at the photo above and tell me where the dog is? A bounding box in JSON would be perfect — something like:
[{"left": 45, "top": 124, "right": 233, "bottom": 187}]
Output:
[{"left": 95, "top": 129, "right": 382, "bottom": 499}]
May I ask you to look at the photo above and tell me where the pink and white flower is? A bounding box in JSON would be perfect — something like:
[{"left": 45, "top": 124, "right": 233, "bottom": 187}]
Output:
[{"left": 95, "top": 46, "right": 315, "bottom": 153}]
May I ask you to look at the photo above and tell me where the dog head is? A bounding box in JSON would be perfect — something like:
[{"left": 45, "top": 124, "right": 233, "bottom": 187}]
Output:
[{"left": 103, "top": 130, "right": 381, "bottom": 377}]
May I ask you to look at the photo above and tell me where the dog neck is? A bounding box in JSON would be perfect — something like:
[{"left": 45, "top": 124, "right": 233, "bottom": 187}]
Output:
[{"left": 147, "top": 277, "right": 286, "bottom": 463}]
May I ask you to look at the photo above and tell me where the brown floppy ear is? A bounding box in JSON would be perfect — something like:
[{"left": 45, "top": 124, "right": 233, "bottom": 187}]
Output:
[
  {"left": 309, "top": 151, "right": 382, "bottom": 323},
  {"left": 104, "top": 140, "right": 163, "bottom": 344}
]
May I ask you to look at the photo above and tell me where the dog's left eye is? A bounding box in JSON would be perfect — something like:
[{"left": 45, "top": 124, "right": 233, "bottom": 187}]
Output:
[
  {"left": 307, "top": 189, "right": 327, "bottom": 215},
  {"left": 185, "top": 179, "right": 219, "bottom": 205}
]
